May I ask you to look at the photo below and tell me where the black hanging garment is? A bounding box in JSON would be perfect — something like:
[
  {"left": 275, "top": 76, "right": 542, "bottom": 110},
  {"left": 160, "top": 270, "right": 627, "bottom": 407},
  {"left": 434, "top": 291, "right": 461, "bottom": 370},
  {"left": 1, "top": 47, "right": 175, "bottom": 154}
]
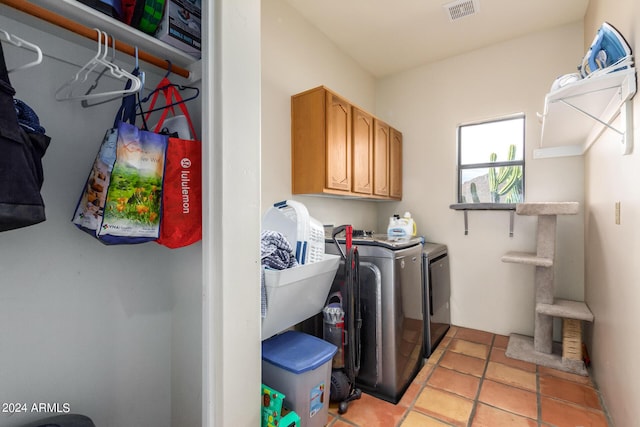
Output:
[{"left": 0, "top": 41, "right": 50, "bottom": 231}]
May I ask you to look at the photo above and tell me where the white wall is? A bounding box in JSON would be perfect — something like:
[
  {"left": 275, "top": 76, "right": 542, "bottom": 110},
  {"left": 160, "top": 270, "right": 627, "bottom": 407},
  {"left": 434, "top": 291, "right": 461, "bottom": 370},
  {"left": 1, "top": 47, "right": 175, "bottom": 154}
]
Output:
[
  {"left": 261, "top": 0, "right": 380, "bottom": 230},
  {"left": 0, "top": 13, "right": 201, "bottom": 427},
  {"left": 375, "top": 23, "right": 586, "bottom": 335},
  {"left": 583, "top": 1, "right": 640, "bottom": 425},
  {"left": 205, "top": 0, "right": 262, "bottom": 425}
]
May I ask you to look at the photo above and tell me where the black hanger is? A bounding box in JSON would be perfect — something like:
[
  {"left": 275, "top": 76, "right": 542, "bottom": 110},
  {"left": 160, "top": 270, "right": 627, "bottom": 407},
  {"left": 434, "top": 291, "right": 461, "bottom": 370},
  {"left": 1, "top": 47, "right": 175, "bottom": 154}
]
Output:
[
  {"left": 138, "top": 81, "right": 199, "bottom": 104},
  {"left": 135, "top": 61, "right": 199, "bottom": 130},
  {"left": 136, "top": 60, "right": 199, "bottom": 116},
  {"left": 136, "top": 84, "right": 199, "bottom": 115}
]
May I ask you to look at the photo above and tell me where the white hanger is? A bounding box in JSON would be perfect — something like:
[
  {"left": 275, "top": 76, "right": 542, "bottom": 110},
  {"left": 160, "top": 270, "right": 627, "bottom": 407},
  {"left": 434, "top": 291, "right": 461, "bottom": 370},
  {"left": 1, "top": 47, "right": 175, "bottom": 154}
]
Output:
[
  {"left": 55, "top": 29, "right": 111, "bottom": 100},
  {"left": 0, "top": 29, "right": 43, "bottom": 73},
  {"left": 55, "top": 29, "right": 142, "bottom": 102},
  {"left": 81, "top": 46, "right": 146, "bottom": 108}
]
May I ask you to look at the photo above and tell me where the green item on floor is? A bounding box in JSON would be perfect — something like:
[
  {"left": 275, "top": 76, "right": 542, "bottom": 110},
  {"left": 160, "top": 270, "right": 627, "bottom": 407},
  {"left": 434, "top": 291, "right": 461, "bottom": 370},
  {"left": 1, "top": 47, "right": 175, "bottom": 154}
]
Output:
[
  {"left": 278, "top": 411, "right": 301, "bottom": 427},
  {"left": 262, "top": 383, "right": 301, "bottom": 427}
]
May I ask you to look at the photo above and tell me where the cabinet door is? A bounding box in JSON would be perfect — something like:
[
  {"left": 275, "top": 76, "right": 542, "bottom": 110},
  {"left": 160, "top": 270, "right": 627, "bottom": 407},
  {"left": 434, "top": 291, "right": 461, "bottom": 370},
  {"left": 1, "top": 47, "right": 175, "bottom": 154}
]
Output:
[
  {"left": 352, "top": 107, "right": 373, "bottom": 195},
  {"left": 373, "top": 119, "right": 390, "bottom": 197},
  {"left": 326, "top": 92, "right": 352, "bottom": 191},
  {"left": 390, "top": 128, "right": 403, "bottom": 199}
]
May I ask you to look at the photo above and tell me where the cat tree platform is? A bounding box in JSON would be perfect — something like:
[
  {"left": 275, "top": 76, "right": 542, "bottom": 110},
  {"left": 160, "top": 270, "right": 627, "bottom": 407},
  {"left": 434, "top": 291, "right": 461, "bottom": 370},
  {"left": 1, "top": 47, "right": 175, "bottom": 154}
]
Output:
[{"left": 502, "top": 202, "right": 593, "bottom": 376}]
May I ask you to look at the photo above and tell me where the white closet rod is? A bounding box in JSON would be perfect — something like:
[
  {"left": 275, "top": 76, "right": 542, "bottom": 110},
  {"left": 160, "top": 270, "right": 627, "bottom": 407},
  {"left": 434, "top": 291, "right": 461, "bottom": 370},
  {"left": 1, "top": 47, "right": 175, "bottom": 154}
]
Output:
[{"left": 0, "top": 0, "right": 190, "bottom": 78}]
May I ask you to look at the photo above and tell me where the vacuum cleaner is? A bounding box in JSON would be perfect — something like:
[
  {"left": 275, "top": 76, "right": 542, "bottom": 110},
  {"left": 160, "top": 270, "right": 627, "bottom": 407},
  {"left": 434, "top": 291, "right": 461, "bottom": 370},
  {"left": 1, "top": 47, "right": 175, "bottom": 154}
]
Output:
[{"left": 323, "top": 225, "right": 362, "bottom": 414}]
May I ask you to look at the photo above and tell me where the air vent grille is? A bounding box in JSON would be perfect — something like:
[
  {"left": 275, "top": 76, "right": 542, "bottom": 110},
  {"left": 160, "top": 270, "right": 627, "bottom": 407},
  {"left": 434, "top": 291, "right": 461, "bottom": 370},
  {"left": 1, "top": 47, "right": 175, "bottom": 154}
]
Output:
[{"left": 443, "top": 0, "right": 479, "bottom": 21}]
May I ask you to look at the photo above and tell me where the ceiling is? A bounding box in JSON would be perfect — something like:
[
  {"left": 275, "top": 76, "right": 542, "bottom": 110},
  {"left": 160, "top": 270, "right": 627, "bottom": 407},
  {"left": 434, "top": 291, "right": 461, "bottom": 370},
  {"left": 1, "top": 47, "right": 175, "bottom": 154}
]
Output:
[{"left": 284, "top": 0, "right": 589, "bottom": 78}]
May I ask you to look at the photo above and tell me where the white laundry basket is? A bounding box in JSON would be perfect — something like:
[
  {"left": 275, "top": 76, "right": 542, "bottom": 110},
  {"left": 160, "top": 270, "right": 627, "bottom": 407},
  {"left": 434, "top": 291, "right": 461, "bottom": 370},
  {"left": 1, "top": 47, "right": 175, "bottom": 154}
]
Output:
[
  {"left": 261, "top": 254, "right": 340, "bottom": 340},
  {"left": 262, "top": 200, "right": 325, "bottom": 264}
]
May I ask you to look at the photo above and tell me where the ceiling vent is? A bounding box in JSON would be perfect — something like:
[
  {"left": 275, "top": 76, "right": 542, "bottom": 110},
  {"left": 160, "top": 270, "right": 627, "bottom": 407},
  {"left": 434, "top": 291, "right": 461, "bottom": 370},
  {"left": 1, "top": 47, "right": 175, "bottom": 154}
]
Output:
[{"left": 443, "top": 0, "right": 479, "bottom": 22}]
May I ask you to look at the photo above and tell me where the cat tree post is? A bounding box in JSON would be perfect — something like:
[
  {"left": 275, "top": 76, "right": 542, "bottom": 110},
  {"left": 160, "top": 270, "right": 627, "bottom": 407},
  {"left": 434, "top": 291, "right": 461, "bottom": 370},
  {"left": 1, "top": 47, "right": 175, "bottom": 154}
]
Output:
[{"left": 533, "top": 214, "right": 556, "bottom": 353}]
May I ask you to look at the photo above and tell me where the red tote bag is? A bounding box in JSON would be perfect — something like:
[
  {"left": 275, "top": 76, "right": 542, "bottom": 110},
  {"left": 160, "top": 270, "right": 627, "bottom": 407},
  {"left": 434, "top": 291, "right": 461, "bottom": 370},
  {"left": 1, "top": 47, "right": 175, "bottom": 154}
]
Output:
[{"left": 145, "top": 77, "right": 202, "bottom": 248}]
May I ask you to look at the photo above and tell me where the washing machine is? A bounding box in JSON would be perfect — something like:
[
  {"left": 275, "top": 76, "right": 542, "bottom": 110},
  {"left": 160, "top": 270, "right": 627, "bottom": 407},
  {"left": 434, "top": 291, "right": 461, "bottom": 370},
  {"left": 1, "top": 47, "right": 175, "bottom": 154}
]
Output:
[
  {"left": 422, "top": 243, "right": 451, "bottom": 358},
  {"left": 325, "top": 232, "right": 424, "bottom": 404}
]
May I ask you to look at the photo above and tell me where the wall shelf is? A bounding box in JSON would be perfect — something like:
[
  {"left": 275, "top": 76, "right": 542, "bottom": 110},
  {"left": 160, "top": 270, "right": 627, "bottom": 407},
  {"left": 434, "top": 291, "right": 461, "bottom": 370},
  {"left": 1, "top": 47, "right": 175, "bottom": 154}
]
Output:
[
  {"left": 535, "top": 67, "right": 636, "bottom": 158},
  {"left": 449, "top": 203, "right": 516, "bottom": 236},
  {"left": 0, "top": 0, "right": 201, "bottom": 80}
]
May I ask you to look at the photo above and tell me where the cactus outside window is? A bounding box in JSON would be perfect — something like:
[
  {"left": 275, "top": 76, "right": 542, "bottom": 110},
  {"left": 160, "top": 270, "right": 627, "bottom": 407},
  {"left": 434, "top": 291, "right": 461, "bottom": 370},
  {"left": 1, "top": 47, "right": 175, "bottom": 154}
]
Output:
[{"left": 457, "top": 115, "right": 525, "bottom": 204}]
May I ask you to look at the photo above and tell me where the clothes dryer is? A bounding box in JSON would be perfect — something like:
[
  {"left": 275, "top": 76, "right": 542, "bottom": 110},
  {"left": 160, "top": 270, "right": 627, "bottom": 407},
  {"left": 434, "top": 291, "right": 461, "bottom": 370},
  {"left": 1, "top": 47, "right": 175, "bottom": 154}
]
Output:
[{"left": 422, "top": 243, "right": 451, "bottom": 358}]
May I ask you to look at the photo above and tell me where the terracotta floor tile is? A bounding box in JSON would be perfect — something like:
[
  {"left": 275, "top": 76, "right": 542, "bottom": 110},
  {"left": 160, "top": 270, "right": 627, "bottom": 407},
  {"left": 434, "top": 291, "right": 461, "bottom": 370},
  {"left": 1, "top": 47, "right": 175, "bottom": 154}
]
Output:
[
  {"left": 413, "top": 362, "right": 434, "bottom": 385},
  {"left": 336, "top": 392, "right": 405, "bottom": 427},
  {"left": 490, "top": 347, "right": 536, "bottom": 372},
  {"left": 449, "top": 339, "right": 489, "bottom": 359},
  {"left": 485, "top": 361, "right": 536, "bottom": 391},
  {"left": 493, "top": 334, "right": 510, "bottom": 349},
  {"left": 327, "top": 412, "right": 336, "bottom": 425},
  {"left": 438, "top": 335, "right": 452, "bottom": 349},
  {"left": 439, "top": 350, "right": 487, "bottom": 377},
  {"left": 427, "top": 366, "right": 480, "bottom": 400},
  {"left": 416, "top": 362, "right": 436, "bottom": 383},
  {"left": 455, "top": 327, "right": 494, "bottom": 346},
  {"left": 478, "top": 379, "right": 538, "bottom": 419},
  {"left": 541, "top": 396, "right": 609, "bottom": 427},
  {"left": 428, "top": 346, "right": 445, "bottom": 364},
  {"left": 400, "top": 411, "right": 452, "bottom": 427},
  {"left": 398, "top": 381, "right": 422, "bottom": 408},
  {"left": 414, "top": 386, "right": 473, "bottom": 427},
  {"left": 540, "top": 375, "right": 602, "bottom": 410},
  {"left": 425, "top": 357, "right": 438, "bottom": 370},
  {"left": 446, "top": 326, "right": 459, "bottom": 338},
  {"left": 324, "top": 325, "right": 612, "bottom": 427},
  {"left": 539, "top": 365, "right": 593, "bottom": 386},
  {"left": 471, "top": 402, "right": 538, "bottom": 427}
]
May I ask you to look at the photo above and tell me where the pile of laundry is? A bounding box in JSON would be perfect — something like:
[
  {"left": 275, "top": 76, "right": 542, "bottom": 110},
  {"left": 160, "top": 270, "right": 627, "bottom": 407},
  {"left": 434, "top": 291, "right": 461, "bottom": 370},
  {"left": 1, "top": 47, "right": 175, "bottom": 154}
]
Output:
[
  {"left": 551, "top": 22, "right": 634, "bottom": 92},
  {"left": 260, "top": 230, "right": 298, "bottom": 317}
]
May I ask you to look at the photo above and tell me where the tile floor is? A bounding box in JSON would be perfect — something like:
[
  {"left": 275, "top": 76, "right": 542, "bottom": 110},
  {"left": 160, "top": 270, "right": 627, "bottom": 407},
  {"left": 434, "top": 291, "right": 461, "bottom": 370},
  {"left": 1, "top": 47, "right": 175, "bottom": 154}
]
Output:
[{"left": 325, "top": 326, "right": 612, "bottom": 427}]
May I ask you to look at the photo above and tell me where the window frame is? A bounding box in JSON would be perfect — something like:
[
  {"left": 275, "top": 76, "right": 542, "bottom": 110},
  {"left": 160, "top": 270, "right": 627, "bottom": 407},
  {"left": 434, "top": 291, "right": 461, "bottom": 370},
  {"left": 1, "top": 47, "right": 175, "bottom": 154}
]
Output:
[{"left": 456, "top": 114, "right": 526, "bottom": 206}]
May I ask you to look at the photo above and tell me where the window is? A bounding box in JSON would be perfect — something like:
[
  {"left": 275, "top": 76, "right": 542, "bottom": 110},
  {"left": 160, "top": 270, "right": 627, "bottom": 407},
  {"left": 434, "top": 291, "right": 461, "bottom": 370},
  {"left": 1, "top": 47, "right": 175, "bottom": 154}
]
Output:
[{"left": 457, "top": 115, "right": 525, "bottom": 204}]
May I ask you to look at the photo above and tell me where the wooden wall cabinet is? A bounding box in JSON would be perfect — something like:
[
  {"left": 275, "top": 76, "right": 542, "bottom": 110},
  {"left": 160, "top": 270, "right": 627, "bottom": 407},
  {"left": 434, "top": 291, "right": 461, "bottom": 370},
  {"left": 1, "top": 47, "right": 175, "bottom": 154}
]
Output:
[
  {"left": 390, "top": 127, "right": 403, "bottom": 199},
  {"left": 373, "top": 119, "right": 390, "bottom": 197},
  {"left": 352, "top": 107, "right": 374, "bottom": 195},
  {"left": 292, "top": 87, "right": 351, "bottom": 195},
  {"left": 291, "top": 86, "right": 402, "bottom": 200},
  {"left": 325, "top": 91, "right": 352, "bottom": 192}
]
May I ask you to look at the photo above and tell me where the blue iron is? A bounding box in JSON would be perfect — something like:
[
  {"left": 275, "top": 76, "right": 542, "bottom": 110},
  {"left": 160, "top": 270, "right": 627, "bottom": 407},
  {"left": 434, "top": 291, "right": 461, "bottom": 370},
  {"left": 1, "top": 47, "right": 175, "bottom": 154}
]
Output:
[{"left": 580, "top": 22, "right": 632, "bottom": 78}]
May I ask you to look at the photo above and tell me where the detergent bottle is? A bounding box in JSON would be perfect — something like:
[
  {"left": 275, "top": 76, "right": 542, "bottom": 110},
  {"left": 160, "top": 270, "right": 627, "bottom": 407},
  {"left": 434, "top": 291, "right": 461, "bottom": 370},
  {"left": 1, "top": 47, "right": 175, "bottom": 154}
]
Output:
[
  {"left": 403, "top": 212, "right": 417, "bottom": 236},
  {"left": 387, "top": 212, "right": 417, "bottom": 237}
]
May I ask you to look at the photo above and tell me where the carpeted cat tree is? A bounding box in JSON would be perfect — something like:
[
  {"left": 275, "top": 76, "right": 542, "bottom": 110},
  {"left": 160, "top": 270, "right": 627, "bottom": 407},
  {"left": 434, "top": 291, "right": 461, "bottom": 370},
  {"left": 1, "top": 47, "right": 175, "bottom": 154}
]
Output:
[{"left": 501, "top": 202, "right": 593, "bottom": 375}]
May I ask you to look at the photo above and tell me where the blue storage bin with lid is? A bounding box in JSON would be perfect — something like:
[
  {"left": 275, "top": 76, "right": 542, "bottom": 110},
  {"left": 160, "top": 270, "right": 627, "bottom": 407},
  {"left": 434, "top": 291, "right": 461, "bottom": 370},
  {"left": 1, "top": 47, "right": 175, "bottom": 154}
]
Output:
[{"left": 262, "top": 331, "right": 337, "bottom": 427}]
